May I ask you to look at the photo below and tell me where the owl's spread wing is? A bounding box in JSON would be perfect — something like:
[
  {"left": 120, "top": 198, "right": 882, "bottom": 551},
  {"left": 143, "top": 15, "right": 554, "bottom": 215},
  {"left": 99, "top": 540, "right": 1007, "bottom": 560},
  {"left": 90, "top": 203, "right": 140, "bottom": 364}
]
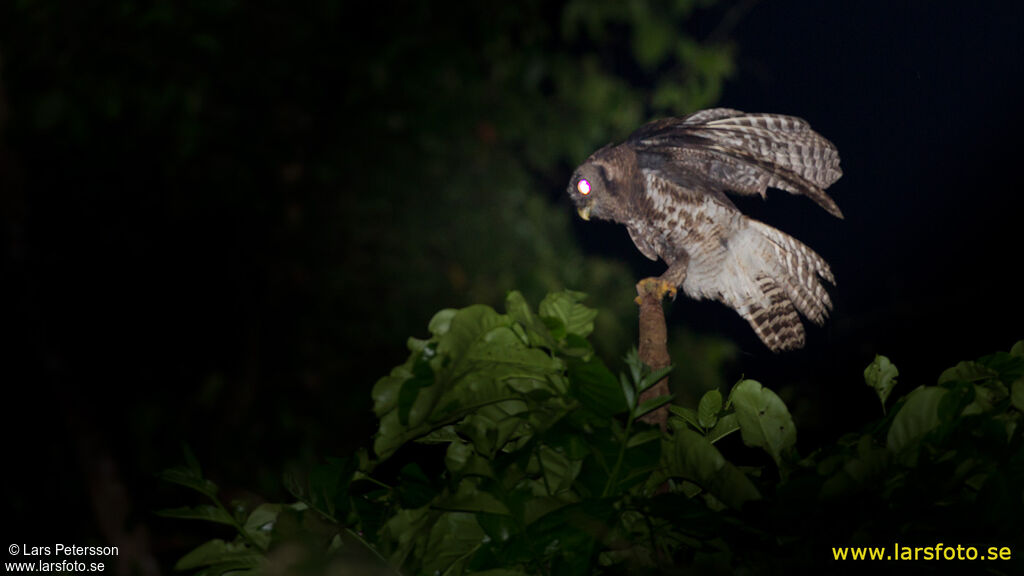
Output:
[
  {"left": 629, "top": 108, "right": 844, "bottom": 218},
  {"left": 641, "top": 169, "right": 835, "bottom": 353},
  {"left": 725, "top": 220, "right": 835, "bottom": 352}
]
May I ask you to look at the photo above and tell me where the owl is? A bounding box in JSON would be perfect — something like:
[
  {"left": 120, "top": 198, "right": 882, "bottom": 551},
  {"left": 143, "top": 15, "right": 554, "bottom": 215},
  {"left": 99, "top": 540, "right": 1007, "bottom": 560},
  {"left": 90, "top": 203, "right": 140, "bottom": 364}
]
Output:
[{"left": 567, "top": 108, "right": 843, "bottom": 352}]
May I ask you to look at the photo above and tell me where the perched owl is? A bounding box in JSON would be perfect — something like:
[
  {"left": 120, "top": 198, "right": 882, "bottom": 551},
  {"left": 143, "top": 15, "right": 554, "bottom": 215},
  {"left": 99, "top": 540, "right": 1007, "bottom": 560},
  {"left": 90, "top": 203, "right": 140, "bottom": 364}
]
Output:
[{"left": 567, "top": 108, "right": 842, "bottom": 352}]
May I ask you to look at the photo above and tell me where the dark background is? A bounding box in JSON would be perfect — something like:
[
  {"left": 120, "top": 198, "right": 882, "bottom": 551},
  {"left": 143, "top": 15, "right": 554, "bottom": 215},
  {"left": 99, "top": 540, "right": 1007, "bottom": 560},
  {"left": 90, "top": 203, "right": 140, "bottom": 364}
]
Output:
[{"left": 2, "top": 0, "right": 1021, "bottom": 572}]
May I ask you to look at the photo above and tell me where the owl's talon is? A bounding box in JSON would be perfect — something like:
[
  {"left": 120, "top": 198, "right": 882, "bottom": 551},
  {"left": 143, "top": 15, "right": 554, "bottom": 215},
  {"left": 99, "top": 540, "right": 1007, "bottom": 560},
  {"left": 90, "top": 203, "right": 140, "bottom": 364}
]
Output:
[{"left": 635, "top": 277, "right": 678, "bottom": 305}]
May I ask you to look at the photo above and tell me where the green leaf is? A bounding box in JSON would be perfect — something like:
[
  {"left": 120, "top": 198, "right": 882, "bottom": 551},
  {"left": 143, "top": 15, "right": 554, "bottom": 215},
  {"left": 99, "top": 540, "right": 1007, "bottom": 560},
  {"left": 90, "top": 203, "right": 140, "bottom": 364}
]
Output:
[
  {"left": 518, "top": 493, "right": 575, "bottom": 527},
  {"left": 398, "top": 361, "right": 435, "bottom": 426},
  {"left": 477, "top": 512, "right": 517, "bottom": 545},
  {"left": 638, "top": 364, "right": 673, "bottom": 393},
  {"left": 504, "top": 500, "right": 610, "bottom": 574},
  {"left": 635, "top": 394, "right": 673, "bottom": 420},
  {"left": 429, "top": 308, "right": 458, "bottom": 337},
  {"left": 460, "top": 400, "right": 529, "bottom": 458},
  {"left": 729, "top": 380, "right": 797, "bottom": 467},
  {"left": 887, "top": 386, "right": 947, "bottom": 456},
  {"left": 669, "top": 405, "right": 700, "bottom": 430},
  {"left": 938, "top": 381, "right": 975, "bottom": 420},
  {"left": 626, "top": 428, "right": 663, "bottom": 449},
  {"left": 461, "top": 324, "right": 564, "bottom": 382},
  {"left": 156, "top": 505, "right": 235, "bottom": 526},
  {"left": 436, "top": 479, "right": 511, "bottom": 515},
  {"left": 938, "top": 361, "right": 999, "bottom": 385},
  {"left": 707, "top": 413, "right": 740, "bottom": 444},
  {"left": 620, "top": 373, "right": 637, "bottom": 411},
  {"left": 305, "top": 457, "right": 356, "bottom": 519},
  {"left": 436, "top": 305, "right": 508, "bottom": 361},
  {"left": 407, "top": 336, "right": 430, "bottom": 354},
  {"left": 243, "top": 503, "right": 279, "bottom": 533},
  {"left": 371, "top": 367, "right": 408, "bottom": 416},
  {"left": 397, "top": 463, "right": 438, "bottom": 509},
  {"left": 542, "top": 315, "right": 567, "bottom": 340},
  {"left": 1012, "top": 380, "right": 1024, "bottom": 412},
  {"left": 421, "top": 512, "right": 487, "bottom": 575},
  {"left": 624, "top": 348, "right": 644, "bottom": 387},
  {"left": 157, "top": 466, "right": 219, "bottom": 499},
  {"left": 1011, "top": 341, "right": 1024, "bottom": 357},
  {"left": 697, "top": 389, "right": 723, "bottom": 429},
  {"left": 568, "top": 357, "right": 627, "bottom": 417},
  {"left": 174, "top": 539, "right": 261, "bottom": 571},
  {"left": 820, "top": 435, "right": 892, "bottom": 500},
  {"left": 504, "top": 290, "right": 533, "bottom": 325},
  {"left": 864, "top": 355, "right": 898, "bottom": 410},
  {"left": 373, "top": 411, "right": 409, "bottom": 460},
  {"left": 505, "top": 290, "right": 552, "bottom": 348},
  {"left": 665, "top": 428, "right": 760, "bottom": 508},
  {"left": 445, "top": 440, "right": 494, "bottom": 478},
  {"left": 242, "top": 503, "right": 280, "bottom": 551},
  {"left": 538, "top": 445, "right": 582, "bottom": 494},
  {"left": 418, "top": 425, "right": 461, "bottom": 445},
  {"left": 560, "top": 333, "right": 594, "bottom": 359},
  {"left": 977, "top": 350, "right": 1024, "bottom": 382},
  {"left": 383, "top": 507, "right": 435, "bottom": 568},
  {"left": 539, "top": 290, "right": 598, "bottom": 338}
]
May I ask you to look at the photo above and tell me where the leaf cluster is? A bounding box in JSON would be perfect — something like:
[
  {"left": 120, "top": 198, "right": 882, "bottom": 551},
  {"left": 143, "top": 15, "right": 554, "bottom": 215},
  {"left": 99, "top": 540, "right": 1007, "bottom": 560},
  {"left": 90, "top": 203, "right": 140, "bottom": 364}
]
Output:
[{"left": 161, "top": 295, "right": 1024, "bottom": 574}]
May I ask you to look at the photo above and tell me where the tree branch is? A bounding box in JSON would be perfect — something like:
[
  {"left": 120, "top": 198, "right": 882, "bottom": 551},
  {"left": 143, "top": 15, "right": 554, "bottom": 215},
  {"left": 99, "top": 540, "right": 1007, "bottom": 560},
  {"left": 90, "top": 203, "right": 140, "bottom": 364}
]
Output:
[{"left": 636, "top": 279, "right": 671, "bottom": 429}]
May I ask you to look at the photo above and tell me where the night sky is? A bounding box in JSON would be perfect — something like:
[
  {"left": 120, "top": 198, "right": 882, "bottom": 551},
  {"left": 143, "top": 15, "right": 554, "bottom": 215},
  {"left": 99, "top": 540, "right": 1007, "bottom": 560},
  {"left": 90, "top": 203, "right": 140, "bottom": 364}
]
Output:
[
  {"left": 716, "top": 0, "right": 1022, "bottom": 393},
  {"left": 3, "top": 0, "right": 1023, "bottom": 570}
]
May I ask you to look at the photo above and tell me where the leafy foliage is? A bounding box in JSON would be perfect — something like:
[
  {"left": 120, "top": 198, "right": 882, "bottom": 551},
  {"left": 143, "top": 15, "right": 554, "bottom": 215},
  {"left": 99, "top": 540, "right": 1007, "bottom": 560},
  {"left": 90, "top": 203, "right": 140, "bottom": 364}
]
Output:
[{"left": 162, "top": 293, "right": 1023, "bottom": 574}]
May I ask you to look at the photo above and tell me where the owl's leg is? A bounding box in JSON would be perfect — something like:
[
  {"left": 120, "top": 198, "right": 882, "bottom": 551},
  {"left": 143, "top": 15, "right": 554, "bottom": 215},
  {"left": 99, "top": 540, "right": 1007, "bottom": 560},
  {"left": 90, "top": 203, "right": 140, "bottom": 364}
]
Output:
[
  {"left": 659, "top": 251, "right": 690, "bottom": 291},
  {"left": 635, "top": 252, "right": 689, "bottom": 304}
]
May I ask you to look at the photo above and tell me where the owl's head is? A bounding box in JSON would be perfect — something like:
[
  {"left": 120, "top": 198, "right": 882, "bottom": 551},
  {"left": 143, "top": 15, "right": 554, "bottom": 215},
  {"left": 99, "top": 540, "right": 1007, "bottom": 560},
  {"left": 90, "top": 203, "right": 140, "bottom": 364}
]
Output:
[{"left": 567, "top": 143, "right": 639, "bottom": 223}]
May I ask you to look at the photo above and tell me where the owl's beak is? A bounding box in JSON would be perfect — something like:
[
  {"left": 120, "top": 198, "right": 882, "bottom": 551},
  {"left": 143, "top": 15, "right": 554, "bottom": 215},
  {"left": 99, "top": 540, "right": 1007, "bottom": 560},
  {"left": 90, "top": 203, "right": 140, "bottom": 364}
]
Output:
[{"left": 577, "top": 204, "right": 592, "bottom": 221}]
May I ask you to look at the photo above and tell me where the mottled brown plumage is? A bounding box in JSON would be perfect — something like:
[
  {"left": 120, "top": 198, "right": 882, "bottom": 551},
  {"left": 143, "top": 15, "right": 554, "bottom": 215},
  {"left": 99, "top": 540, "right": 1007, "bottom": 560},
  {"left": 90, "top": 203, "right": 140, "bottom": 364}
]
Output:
[{"left": 567, "top": 108, "right": 843, "bottom": 351}]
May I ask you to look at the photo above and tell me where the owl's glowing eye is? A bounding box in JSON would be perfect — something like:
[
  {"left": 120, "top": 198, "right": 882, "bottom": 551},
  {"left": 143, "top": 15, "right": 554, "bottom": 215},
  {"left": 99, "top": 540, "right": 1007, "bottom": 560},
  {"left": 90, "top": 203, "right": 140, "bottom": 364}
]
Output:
[{"left": 577, "top": 179, "right": 592, "bottom": 196}]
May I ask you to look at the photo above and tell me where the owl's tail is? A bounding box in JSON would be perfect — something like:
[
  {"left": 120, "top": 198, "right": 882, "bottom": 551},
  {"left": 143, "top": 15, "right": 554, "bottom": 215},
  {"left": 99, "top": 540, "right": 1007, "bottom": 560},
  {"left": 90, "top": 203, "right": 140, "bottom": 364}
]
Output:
[{"left": 722, "top": 220, "right": 834, "bottom": 352}]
